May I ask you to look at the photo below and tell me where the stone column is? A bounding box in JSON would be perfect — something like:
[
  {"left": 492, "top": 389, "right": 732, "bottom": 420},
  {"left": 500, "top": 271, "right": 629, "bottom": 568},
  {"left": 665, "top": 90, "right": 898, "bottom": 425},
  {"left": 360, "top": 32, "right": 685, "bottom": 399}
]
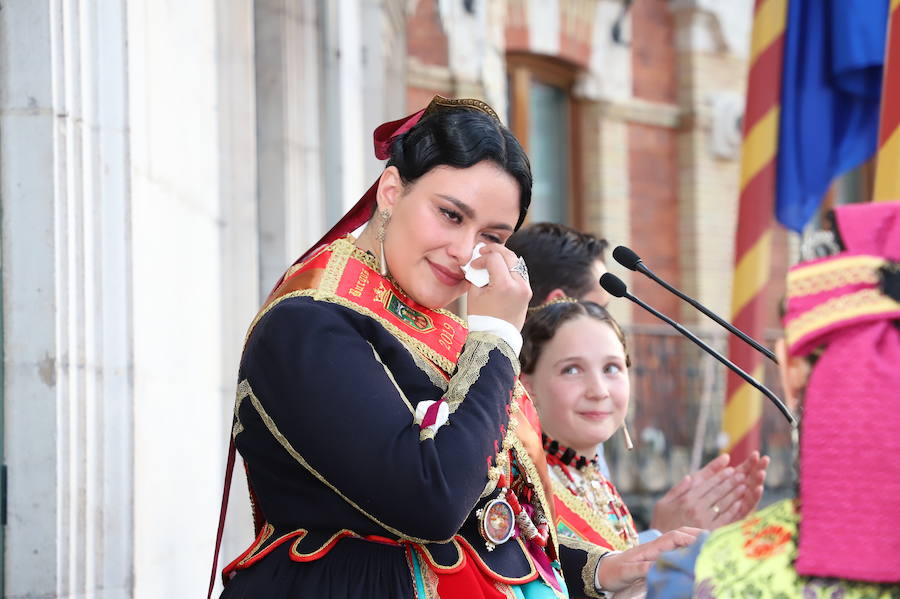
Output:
[
  {"left": 127, "top": 0, "right": 245, "bottom": 595},
  {"left": 1, "top": 0, "right": 133, "bottom": 596},
  {"left": 360, "top": 0, "right": 408, "bottom": 181},
  {"left": 215, "top": 0, "right": 259, "bottom": 585},
  {"left": 255, "top": 0, "right": 327, "bottom": 295}
]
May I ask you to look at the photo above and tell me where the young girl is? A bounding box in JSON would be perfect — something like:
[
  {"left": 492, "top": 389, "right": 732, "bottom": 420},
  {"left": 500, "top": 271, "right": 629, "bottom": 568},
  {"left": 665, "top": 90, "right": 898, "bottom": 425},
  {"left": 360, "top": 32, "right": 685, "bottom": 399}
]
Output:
[
  {"left": 520, "top": 300, "right": 641, "bottom": 553},
  {"left": 520, "top": 300, "right": 765, "bottom": 560}
]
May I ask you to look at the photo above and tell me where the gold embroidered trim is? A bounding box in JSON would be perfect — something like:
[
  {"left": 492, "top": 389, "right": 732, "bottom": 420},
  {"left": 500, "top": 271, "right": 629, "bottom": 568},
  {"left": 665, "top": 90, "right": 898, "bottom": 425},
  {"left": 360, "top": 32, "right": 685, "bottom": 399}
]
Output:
[
  {"left": 419, "top": 428, "right": 436, "bottom": 442},
  {"left": 282, "top": 261, "right": 304, "bottom": 282},
  {"left": 575, "top": 538, "right": 611, "bottom": 599},
  {"left": 237, "top": 526, "right": 310, "bottom": 568},
  {"left": 559, "top": 536, "right": 611, "bottom": 599},
  {"left": 415, "top": 538, "right": 466, "bottom": 572},
  {"left": 551, "top": 479, "right": 632, "bottom": 552},
  {"left": 786, "top": 287, "right": 900, "bottom": 348},
  {"left": 288, "top": 529, "right": 364, "bottom": 560},
  {"left": 491, "top": 331, "right": 522, "bottom": 377},
  {"left": 233, "top": 379, "right": 252, "bottom": 438},
  {"left": 512, "top": 380, "right": 538, "bottom": 421},
  {"left": 404, "top": 547, "right": 422, "bottom": 599},
  {"left": 239, "top": 379, "right": 451, "bottom": 544},
  {"left": 421, "top": 555, "right": 441, "bottom": 599},
  {"left": 406, "top": 345, "right": 450, "bottom": 391},
  {"left": 454, "top": 535, "right": 539, "bottom": 584},
  {"left": 319, "top": 238, "right": 354, "bottom": 295},
  {"left": 236, "top": 522, "right": 275, "bottom": 566},
  {"left": 495, "top": 581, "right": 518, "bottom": 599},
  {"left": 263, "top": 289, "right": 461, "bottom": 375},
  {"left": 368, "top": 342, "right": 415, "bottom": 415},
  {"left": 445, "top": 331, "right": 514, "bottom": 415},
  {"left": 330, "top": 237, "right": 464, "bottom": 329},
  {"left": 510, "top": 436, "right": 559, "bottom": 556},
  {"left": 787, "top": 255, "right": 884, "bottom": 297},
  {"left": 245, "top": 237, "right": 464, "bottom": 353},
  {"left": 480, "top": 401, "right": 519, "bottom": 498}
]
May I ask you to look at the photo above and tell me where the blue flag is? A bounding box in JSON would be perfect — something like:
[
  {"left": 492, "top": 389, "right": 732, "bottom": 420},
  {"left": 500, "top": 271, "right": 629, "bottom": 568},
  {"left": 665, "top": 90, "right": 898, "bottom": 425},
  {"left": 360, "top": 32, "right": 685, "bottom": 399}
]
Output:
[{"left": 776, "top": 0, "right": 888, "bottom": 232}]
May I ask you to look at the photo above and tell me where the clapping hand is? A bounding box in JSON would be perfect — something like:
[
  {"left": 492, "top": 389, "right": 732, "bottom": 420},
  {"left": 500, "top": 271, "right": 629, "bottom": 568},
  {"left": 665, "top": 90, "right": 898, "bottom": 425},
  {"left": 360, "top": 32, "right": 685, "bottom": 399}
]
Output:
[{"left": 650, "top": 451, "right": 769, "bottom": 532}]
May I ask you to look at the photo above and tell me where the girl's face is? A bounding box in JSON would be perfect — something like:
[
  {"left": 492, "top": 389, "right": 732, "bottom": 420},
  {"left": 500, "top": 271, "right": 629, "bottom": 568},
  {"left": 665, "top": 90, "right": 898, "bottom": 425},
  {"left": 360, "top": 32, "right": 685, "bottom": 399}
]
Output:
[
  {"left": 522, "top": 316, "right": 630, "bottom": 456},
  {"left": 377, "top": 162, "right": 520, "bottom": 309}
]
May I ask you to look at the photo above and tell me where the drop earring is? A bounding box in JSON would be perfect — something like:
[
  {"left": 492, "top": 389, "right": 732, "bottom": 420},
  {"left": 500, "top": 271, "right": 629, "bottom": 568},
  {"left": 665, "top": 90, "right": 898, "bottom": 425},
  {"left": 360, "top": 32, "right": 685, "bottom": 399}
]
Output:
[
  {"left": 376, "top": 209, "right": 391, "bottom": 276},
  {"left": 621, "top": 421, "right": 634, "bottom": 451}
]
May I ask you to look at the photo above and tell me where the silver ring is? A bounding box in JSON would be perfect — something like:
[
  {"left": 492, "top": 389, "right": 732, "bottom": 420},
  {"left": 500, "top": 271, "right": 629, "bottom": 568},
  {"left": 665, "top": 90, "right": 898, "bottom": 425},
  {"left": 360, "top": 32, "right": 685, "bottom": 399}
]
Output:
[{"left": 509, "top": 256, "right": 529, "bottom": 283}]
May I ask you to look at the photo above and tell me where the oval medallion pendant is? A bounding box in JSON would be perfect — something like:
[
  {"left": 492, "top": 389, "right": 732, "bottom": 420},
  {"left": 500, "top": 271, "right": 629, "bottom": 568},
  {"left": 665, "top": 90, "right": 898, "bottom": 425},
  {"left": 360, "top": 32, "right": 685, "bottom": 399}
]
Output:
[{"left": 476, "top": 497, "right": 515, "bottom": 551}]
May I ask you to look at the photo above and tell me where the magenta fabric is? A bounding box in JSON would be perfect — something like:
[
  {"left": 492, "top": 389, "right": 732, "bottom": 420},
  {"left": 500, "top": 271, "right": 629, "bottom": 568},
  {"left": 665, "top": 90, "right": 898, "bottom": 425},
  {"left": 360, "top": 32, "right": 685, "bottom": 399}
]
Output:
[
  {"left": 420, "top": 399, "right": 445, "bottom": 429},
  {"left": 786, "top": 201, "right": 900, "bottom": 582}
]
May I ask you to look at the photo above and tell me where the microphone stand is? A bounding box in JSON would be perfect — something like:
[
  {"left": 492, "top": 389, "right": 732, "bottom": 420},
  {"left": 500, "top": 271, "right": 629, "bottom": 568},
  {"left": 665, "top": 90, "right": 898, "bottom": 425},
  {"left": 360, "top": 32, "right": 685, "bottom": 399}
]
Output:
[
  {"left": 600, "top": 273, "right": 796, "bottom": 426},
  {"left": 613, "top": 246, "right": 778, "bottom": 363},
  {"left": 635, "top": 263, "right": 778, "bottom": 363}
]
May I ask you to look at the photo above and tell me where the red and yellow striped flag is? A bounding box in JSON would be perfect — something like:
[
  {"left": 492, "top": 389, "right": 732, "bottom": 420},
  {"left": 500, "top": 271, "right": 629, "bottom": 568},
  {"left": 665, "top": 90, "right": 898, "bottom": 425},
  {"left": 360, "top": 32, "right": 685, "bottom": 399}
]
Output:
[
  {"left": 874, "top": 0, "right": 900, "bottom": 203},
  {"left": 722, "top": 0, "right": 788, "bottom": 463}
]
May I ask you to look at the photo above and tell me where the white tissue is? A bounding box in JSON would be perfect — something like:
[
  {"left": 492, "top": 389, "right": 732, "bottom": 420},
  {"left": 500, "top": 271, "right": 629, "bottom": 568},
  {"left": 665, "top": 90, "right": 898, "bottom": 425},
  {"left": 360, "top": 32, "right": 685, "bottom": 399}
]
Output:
[{"left": 462, "top": 242, "right": 490, "bottom": 287}]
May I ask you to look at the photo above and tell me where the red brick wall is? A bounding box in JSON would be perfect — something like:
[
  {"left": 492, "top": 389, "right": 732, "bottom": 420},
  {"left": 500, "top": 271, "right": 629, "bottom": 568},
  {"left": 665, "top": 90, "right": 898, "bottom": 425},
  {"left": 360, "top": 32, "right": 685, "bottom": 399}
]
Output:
[
  {"left": 558, "top": 8, "right": 592, "bottom": 68},
  {"left": 406, "top": 0, "right": 449, "bottom": 111},
  {"left": 628, "top": 0, "right": 680, "bottom": 323},
  {"left": 628, "top": 123, "right": 680, "bottom": 323},
  {"left": 631, "top": 0, "right": 677, "bottom": 104},
  {"left": 505, "top": 1, "right": 529, "bottom": 53},
  {"left": 407, "top": 87, "right": 439, "bottom": 113},
  {"left": 406, "top": 0, "right": 448, "bottom": 66}
]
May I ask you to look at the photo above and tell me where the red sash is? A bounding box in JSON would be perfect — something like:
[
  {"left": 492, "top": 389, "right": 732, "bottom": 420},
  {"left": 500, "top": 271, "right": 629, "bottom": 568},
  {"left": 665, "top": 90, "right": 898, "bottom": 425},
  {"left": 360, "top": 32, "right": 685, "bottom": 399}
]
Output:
[{"left": 553, "top": 495, "right": 621, "bottom": 551}]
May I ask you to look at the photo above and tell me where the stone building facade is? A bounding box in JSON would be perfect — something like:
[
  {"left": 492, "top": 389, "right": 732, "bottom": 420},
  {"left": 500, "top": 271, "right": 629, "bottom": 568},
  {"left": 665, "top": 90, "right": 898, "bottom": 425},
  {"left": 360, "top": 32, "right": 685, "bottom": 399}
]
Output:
[{"left": 0, "top": 0, "right": 767, "bottom": 596}]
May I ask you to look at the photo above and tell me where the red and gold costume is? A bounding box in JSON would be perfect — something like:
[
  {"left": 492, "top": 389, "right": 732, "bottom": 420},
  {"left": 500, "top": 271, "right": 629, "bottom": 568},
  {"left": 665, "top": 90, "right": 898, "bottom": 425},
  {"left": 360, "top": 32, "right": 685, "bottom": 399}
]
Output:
[{"left": 544, "top": 436, "right": 639, "bottom": 554}]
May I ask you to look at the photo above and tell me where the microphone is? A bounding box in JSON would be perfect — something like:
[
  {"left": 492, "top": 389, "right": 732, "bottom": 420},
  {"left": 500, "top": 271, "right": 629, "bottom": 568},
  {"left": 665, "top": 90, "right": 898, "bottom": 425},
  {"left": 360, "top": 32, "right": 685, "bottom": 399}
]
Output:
[
  {"left": 600, "top": 273, "right": 796, "bottom": 426},
  {"left": 612, "top": 246, "right": 778, "bottom": 363}
]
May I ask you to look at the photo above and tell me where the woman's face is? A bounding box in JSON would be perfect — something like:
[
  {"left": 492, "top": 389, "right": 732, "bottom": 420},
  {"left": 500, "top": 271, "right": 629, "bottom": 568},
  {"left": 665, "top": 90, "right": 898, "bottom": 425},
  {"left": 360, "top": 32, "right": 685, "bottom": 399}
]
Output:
[
  {"left": 378, "top": 161, "right": 520, "bottom": 309},
  {"left": 522, "top": 316, "right": 630, "bottom": 456}
]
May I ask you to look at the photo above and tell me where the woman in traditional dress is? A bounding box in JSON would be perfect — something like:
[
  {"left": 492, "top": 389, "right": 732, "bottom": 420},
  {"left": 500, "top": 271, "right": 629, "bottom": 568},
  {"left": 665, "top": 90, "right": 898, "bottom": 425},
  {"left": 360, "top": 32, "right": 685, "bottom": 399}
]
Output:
[
  {"left": 519, "top": 301, "right": 766, "bottom": 576},
  {"left": 211, "top": 97, "right": 698, "bottom": 599},
  {"left": 646, "top": 201, "right": 900, "bottom": 598}
]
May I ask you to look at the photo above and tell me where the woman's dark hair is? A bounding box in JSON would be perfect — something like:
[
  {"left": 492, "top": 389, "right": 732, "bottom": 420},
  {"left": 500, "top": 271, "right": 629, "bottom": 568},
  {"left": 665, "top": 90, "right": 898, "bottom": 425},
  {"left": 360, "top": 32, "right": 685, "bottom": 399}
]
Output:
[
  {"left": 506, "top": 223, "right": 608, "bottom": 306},
  {"left": 386, "top": 108, "right": 532, "bottom": 230},
  {"left": 520, "top": 300, "right": 630, "bottom": 374}
]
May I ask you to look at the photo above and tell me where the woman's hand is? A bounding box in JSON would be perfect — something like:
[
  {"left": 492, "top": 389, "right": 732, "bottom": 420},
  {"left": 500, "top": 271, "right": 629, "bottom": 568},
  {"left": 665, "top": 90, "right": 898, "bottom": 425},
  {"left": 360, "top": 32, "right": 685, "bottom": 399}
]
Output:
[
  {"left": 596, "top": 527, "right": 703, "bottom": 592},
  {"left": 650, "top": 452, "right": 769, "bottom": 532},
  {"left": 466, "top": 244, "right": 532, "bottom": 329}
]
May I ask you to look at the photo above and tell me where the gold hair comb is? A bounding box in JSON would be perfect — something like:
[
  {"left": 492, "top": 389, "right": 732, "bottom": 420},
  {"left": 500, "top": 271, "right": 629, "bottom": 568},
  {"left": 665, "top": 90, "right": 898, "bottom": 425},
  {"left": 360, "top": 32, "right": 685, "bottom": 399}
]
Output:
[{"left": 423, "top": 95, "right": 500, "bottom": 122}]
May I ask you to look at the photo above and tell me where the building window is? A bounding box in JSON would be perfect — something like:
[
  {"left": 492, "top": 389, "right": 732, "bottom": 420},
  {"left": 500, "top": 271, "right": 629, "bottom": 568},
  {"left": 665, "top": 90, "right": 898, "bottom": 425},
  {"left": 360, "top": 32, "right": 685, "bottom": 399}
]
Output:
[{"left": 507, "top": 53, "right": 580, "bottom": 227}]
